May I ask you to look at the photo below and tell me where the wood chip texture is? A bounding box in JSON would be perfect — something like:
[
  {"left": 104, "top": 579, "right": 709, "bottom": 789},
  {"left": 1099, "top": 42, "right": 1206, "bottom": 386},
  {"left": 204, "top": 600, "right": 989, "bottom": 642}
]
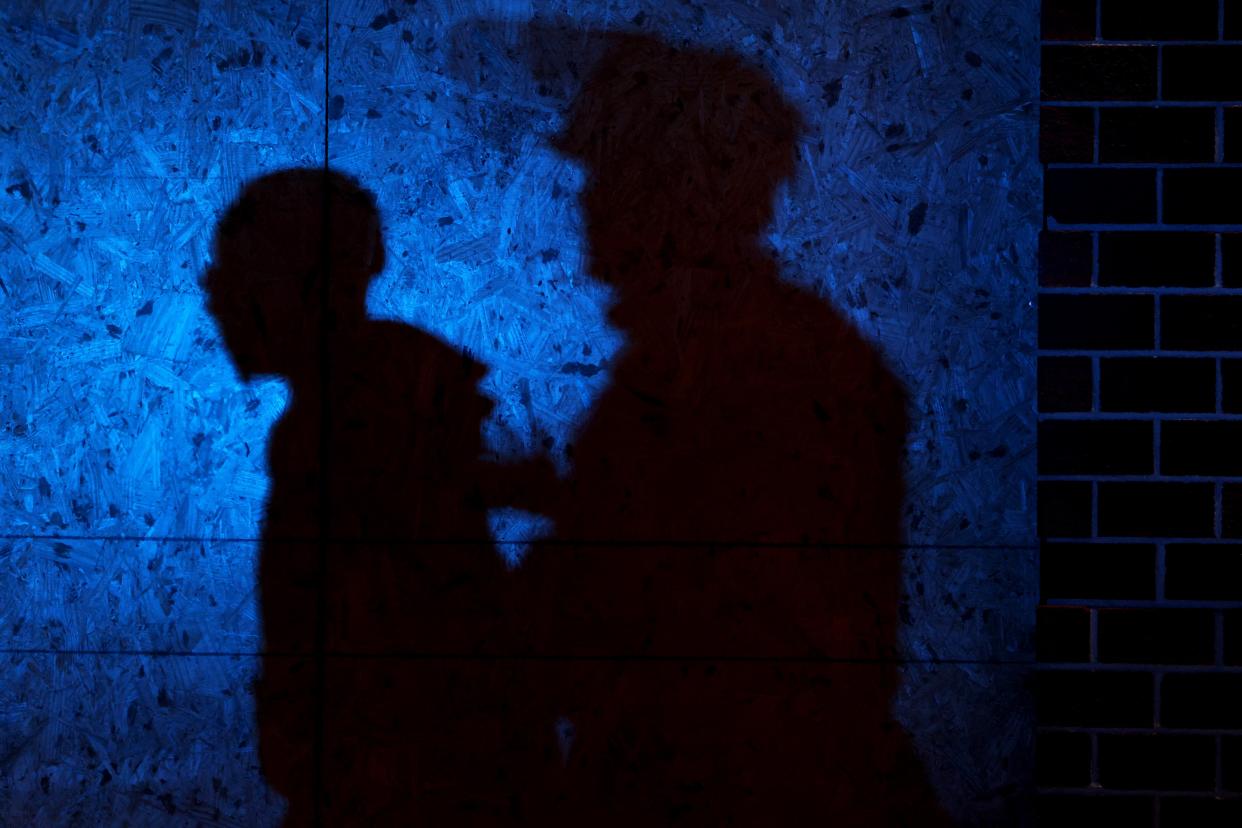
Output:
[{"left": 0, "top": 0, "right": 1037, "bottom": 824}]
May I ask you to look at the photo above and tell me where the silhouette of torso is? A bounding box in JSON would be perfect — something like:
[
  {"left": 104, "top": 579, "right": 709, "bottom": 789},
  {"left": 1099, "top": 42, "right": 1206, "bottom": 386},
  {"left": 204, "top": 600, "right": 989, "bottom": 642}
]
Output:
[
  {"left": 257, "top": 323, "right": 518, "bottom": 824},
  {"left": 506, "top": 262, "right": 946, "bottom": 826},
  {"left": 560, "top": 269, "right": 903, "bottom": 545},
  {"left": 490, "top": 33, "right": 953, "bottom": 827},
  {"left": 205, "top": 170, "right": 534, "bottom": 824}
]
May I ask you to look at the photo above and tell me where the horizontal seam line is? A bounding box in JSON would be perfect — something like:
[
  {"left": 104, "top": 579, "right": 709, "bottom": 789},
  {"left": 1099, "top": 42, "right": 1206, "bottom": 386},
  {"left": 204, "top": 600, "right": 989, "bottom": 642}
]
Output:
[{"left": 0, "top": 648, "right": 1036, "bottom": 664}]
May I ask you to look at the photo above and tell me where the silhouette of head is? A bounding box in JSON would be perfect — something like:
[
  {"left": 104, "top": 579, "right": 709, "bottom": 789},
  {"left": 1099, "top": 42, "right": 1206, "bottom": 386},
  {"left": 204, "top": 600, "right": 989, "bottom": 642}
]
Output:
[
  {"left": 552, "top": 36, "right": 802, "bottom": 279},
  {"left": 204, "top": 168, "right": 385, "bottom": 380}
]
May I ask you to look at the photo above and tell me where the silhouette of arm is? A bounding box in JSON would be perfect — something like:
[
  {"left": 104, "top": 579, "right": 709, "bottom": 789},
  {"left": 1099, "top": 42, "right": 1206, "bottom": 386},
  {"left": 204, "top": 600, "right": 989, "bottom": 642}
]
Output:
[{"left": 477, "top": 457, "right": 563, "bottom": 516}]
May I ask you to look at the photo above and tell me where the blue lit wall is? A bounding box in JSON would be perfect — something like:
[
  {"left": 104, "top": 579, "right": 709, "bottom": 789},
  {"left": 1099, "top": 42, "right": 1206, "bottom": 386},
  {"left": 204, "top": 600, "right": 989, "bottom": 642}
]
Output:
[{"left": 0, "top": 1, "right": 1037, "bottom": 824}]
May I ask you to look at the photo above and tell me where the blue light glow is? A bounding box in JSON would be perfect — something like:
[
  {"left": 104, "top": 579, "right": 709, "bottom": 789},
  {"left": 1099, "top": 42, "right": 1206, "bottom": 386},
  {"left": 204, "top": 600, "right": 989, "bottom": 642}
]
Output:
[{"left": 0, "top": 1, "right": 1038, "bottom": 823}]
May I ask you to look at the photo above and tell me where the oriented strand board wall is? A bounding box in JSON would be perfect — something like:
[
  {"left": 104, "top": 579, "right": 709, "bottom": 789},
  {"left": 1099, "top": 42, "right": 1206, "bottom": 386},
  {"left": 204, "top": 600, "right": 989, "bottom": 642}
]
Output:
[{"left": 0, "top": 0, "right": 1038, "bottom": 824}]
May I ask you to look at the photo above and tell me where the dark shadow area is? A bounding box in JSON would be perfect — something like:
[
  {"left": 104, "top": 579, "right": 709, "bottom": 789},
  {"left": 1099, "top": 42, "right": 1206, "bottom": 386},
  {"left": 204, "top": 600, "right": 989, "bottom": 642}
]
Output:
[
  {"left": 458, "top": 25, "right": 955, "bottom": 826},
  {"left": 204, "top": 169, "right": 551, "bottom": 824},
  {"left": 203, "top": 27, "right": 952, "bottom": 826}
]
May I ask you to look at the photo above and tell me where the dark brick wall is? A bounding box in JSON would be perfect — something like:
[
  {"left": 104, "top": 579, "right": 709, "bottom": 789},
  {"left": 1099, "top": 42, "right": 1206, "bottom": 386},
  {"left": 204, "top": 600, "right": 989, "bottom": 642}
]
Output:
[{"left": 1039, "top": 1, "right": 1242, "bottom": 823}]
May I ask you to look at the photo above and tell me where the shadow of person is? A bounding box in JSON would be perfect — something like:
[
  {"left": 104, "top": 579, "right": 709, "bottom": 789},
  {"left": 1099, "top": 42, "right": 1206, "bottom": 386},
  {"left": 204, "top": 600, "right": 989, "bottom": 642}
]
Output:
[
  {"left": 204, "top": 169, "right": 555, "bottom": 824},
  {"left": 493, "top": 32, "right": 956, "bottom": 826}
]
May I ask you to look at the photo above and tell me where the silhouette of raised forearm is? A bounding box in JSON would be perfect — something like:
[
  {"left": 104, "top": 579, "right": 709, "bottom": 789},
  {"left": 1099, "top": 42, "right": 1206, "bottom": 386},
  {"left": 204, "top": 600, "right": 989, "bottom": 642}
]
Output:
[{"left": 477, "top": 456, "right": 564, "bottom": 517}]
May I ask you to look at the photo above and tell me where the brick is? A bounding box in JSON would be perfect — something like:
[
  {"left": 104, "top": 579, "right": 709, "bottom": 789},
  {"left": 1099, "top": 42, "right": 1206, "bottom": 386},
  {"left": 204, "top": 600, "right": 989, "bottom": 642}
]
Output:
[
  {"left": 1042, "top": 542, "right": 1156, "bottom": 600},
  {"left": 1040, "top": 356, "right": 1093, "bottom": 412},
  {"left": 1163, "top": 421, "right": 1242, "bottom": 475},
  {"left": 1226, "top": 108, "right": 1242, "bottom": 163},
  {"left": 1098, "top": 232, "right": 1216, "bottom": 287},
  {"left": 1100, "top": 0, "right": 1220, "bottom": 41},
  {"left": 1046, "top": 168, "right": 1157, "bottom": 225},
  {"left": 1226, "top": 610, "right": 1242, "bottom": 665},
  {"left": 1097, "top": 609, "right": 1216, "bottom": 664},
  {"left": 1036, "top": 732, "right": 1092, "bottom": 787},
  {"left": 1037, "top": 670, "right": 1154, "bottom": 726},
  {"left": 1164, "top": 47, "right": 1242, "bottom": 101},
  {"left": 1100, "top": 357, "right": 1216, "bottom": 413},
  {"left": 1230, "top": 2, "right": 1242, "bottom": 40},
  {"left": 1222, "top": 234, "right": 1242, "bottom": 287},
  {"left": 1222, "top": 360, "right": 1242, "bottom": 412},
  {"left": 1099, "top": 107, "right": 1215, "bottom": 163},
  {"left": 1164, "top": 169, "right": 1242, "bottom": 225},
  {"left": 1039, "top": 294, "right": 1154, "bottom": 350},
  {"left": 1097, "top": 482, "right": 1215, "bottom": 537},
  {"left": 1163, "top": 296, "right": 1242, "bottom": 351},
  {"left": 1225, "top": 485, "right": 1242, "bottom": 538},
  {"left": 1038, "top": 606, "right": 1092, "bottom": 662},
  {"left": 1037, "top": 9, "right": 1242, "bottom": 804},
  {"left": 1039, "top": 231, "right": 1093, "bottom": 287},
  {"left": 1039, "top": 481, "right": 1094, "bottom": 537},
  {"left": 1036, "top": 796, "right": 1153, "bottom": 824},
  {"left": 1042, "top": 0, "right": 1096, "bottom": 40},
  {"left": 1160, "top": 798, "right": 1242, "bottom": 826},
  {"left": 1165, "top": 544, "right": 1242, "bottom": 600},
  {"left": 1039, "top": 420, "right": 1152, "bottom": 475},
  {"left": 1225, "top": 737, "right": 1242, "bottom": 792},
  {"left": 1097, "top": 734, "right": 1215, "bottom": 791},
  {"left": 1163, "top": 674, "right": 1242, "bottom": 728},
  {"left": 1224, "top": 360, "right": 1242, "bottom": 412},
  {"left": 1041, "top": 106, "right": 1095, "bottom": 163},
  {"left": 1042, "top": 46, "right": 1158, "bottom": 102}
]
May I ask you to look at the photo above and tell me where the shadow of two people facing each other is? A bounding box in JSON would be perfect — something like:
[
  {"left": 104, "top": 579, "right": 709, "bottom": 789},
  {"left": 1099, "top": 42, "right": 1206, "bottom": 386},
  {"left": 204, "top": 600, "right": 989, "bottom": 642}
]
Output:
[{"left": 203, "top": 32, "right": 952, "bottom": 828}]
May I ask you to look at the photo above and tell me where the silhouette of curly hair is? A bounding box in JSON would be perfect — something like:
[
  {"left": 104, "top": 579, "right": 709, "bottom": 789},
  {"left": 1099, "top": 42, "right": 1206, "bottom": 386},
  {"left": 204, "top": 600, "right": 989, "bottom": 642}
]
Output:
[
  {"left": 553, "top": 35, "right": 804, "bottom": 236},
  {"left": 208, "top": 168, "right": 384, "bottom": 297},
  {"left": 203, "top": 168, "right": 386, "bottom": 377}
]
